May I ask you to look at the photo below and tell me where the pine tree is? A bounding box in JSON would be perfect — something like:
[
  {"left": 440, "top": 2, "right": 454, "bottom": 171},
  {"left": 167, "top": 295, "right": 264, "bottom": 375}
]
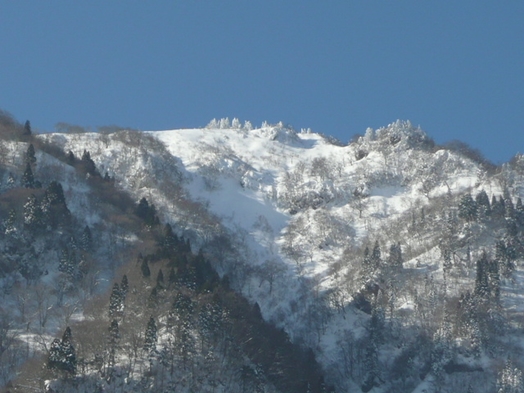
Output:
[
  {"left": 136, "top": 197, "right": 150, "bottom": 221},
  {"left": 388, "top": 243, "right": 403, "bottom": 269},
  {"left": 25, "top": 143, "right": 36, "bottom": 167},
  {"left": 23, "top": 194, "right": 43, "bottom": 232},
  {"left": 7, "top": 172, "right": 16, "bottom": 189},
  {"left": 371, "top": 241, "right": 381, "bottom": 270},
  {"left": 173, "top": 292, "right": 194, "bottom": 318},
  {"left": 361, "top": 246, "right": 372, "bottom": 278},
  {"left": 362, "top": 340, "right": 379, "bottom": 392},
  {"left": 45, "top": 181, "right": 66, "bottom": 205},
  {"left": 108, "top": 319, "right": 120, "bottom": 368},
  {"left": 48, "top": 327, "right": 76, "bottom": 375},
  {"left": 488, "top": 259, "right": 501, "bottom": 302},
  {"left": 68, "top": 249, "right": 77, "bottom": 278},
  {"left": 66, "top": 150, "right": 75, "bottom": 165},
  {"left": 4, "top": 208, "right": 17, "bottom": 235},
  {"left": 144, "top": 316, "right": 157, "bottom": 352},
  {"left": 148, "top": 287, "right": 159, "bottom": 309},
  {"left": 497, "top": 358, "right": 524, "bottom": 393},
  {"left": 109, "top": 283, "right": 124, "bottom": 319},
  {"left": 23, "top": 120, "right": 31, "bottom": 136},
  {"left": 120, "top": 274, "right": 129, "bottom": 300},
  {"left": 141, "top": 256, "right": 151, "bottom": 278},
  {"left": 442, "top": 248, "right": 453, "bottom": 275},
  {"left": 476, "top": 190, "right": 491, "bottom": 220},
  {"left": 492, "top": 195, "right": 506, "bottom": 220},
  {"left": 58, "top": 248, "right": 70, "bottom": 274},
  {"left": 60, "top": 329, "right": 76, "bottom": 375},
  {"left": 80, "top": 225, "right": 92, "bottom": 251},
  {"left": 168, "top": 267, "right": 176, "bottom": 286},
  {"left": 81, "top": 150, "right": 97, "bottom": 176},
  {"left": 516, "top": 197, "right": 524, "bottom": 227},
  {"left": 504, "top": 188, "right": 516, "bottom": 220},
  {"left": 475, "top": 251, "right": 490, "bottom": 299},
  {"left": 48, "top": 338, "right": 63, "bottom": 371},
  {"left": 135, "top": 197, "right": 159, "bottom": 227},
  {"left": 458, "top": 193, "right": 477, "bottom": 221},
  {"left": 161, "top": 223, "right": 179, "bottom": 254},
  {"left": 66, "top": 236, "right": 76, "bottom": 251},
  {"left": 42, "top": 181, "right": 70, "bottom": 228},
  {"left": 22, "top": 162, "right": 34, "bottom": 188},
  {"left": 156, "top": 269, "right": 164, "bottom": 288},
  {"left": 496, "top": 240, "right": 515, "bottom": 278}
]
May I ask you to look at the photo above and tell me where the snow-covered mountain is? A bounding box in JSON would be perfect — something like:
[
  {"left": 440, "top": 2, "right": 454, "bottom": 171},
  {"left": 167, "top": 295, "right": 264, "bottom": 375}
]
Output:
[
  {"left": 3, "top": 115, "right": 524, "bottom": 392},
  {"left": 39, "top": 119, "right": 524, "bottom": 392}
]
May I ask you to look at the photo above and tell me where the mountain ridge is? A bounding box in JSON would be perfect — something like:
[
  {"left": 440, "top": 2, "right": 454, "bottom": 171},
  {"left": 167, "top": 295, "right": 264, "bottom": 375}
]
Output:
[{"left": 2, "top": 114, "right": 524, "bottom": 392}]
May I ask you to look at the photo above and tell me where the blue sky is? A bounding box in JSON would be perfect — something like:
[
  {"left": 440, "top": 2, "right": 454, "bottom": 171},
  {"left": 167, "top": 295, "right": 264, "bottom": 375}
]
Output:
[{"left": 1, "top": 1, "right": 523, "bottom": 163}]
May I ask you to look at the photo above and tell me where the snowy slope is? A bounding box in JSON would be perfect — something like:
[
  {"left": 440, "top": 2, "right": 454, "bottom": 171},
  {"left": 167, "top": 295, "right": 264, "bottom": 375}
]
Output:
[{"left": 43, "top": 120, "right": 523, "bottom": 392}]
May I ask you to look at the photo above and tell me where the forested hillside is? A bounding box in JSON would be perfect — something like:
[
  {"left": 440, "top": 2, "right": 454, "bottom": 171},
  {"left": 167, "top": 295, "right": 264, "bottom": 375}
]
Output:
[
  {"left": 0, "top": 111, "right": 331, "bottom": 393},
  {"left": 2, "top": 111, "right": 524, "bottom": 392}
]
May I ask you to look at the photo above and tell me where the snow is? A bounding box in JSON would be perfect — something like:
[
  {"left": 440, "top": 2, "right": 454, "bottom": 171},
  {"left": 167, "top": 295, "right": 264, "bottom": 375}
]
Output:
[{"left": 35, "top": 120, "right": 513, "bottom": 392}]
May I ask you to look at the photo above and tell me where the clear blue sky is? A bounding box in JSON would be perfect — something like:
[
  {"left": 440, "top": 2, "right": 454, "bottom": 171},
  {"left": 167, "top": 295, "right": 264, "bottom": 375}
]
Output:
[{"left": 1, "top": 1, "right": 523, "bottom": 163}]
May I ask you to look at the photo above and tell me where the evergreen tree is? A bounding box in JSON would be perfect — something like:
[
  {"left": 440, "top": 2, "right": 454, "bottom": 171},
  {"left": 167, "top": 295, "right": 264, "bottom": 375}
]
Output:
[
  {"left": 7, "top": 172, "right": 16, "bottom": 189},
  {"left": 172, "top": 292, "right": 194, "bottom": 318},
  {"left": 516, "top": 197, "right": 524, "bottom": 227},
  {"left": 156, "top": 268, "right": 164, "bottom": 288},
  {"left": 23, "top": 120, "right": 32, "bottom": 136},
  {"left": 23, "top": 193, "right": 43, "bottom": 232},
  {"left": 361, "top": 246, "right": 372, "bottom": 278},
  {"left": 442, "top": 248, "right": 453, "bottom": 275},
  {"left": 25, "top": 143, "right": 36, "bottom": 167},
  {"left": 22, "top": 162, "right": 34, "bottom": 188},
  {"left": 58, "top": 248, "right": 69, "bottom": 273},
  {"left": 5, "top": 208, "right": 17, "bottom": 235},
  {"left": 136, "top": 197, "right": 150, "bottom": 220},
  {"left": 141, "top": 256, "right": 151, "bottom": 278},
  {"left": 492, "top": 195, "right": 506, "bottom": 220},
  {"left": 68, "top": 249, "right": 77, "bottom": 278},
  {"left": 45, "top": 181, "right": 66, "bottom": 205},
  {"left": 496, "top": 240, "right": 515, "bottom": 278},
  {"left": 80, "top": 225, "right": 92, "bottom": 251},
  {"left": 42, "top": 181, "right": 70, "bottom": 228},
  {"left": 371, "top": 240, "right": 381, "bottom": 270},
  {"left": 388, "top": 242, "right": 403, "bottom": 269},
  {"left": 108, "top": 319, "right": 120, "bottom": 369},
  {"left": 458, "top": 193, "right": 477, "bottom": 221},
  {"left": 506, "top": 219, "right": 519, "bottom": 238},
  {"left": 497, "top": 358, "right": 524, "bottom": 393},
  {"left": 120, "top": 274, "right": 129, "bottom": 300},
  {"left": 161, "top": 223, "right": 179, "bottom": 254},
  {"left": 69, "top": 235, "right": 77, "bottom": 251},
  {"left": 144, "top": 316, "right": 157, "bottom": 352},
  {"left": 81, "top": 150, "right": 97, "bottom": 176},
  {"left": 108, "top": 283, "right": 124, "bottom": 319},
  {"left": 362, "top": 340, "right": 379, "bottom": 392},
  {"left": 475, "top": 190, "right": 491, "bottom": 220},
  {"left": 148, "top": 287, "right": 159, "bottom": 309},
  {"left": 475, "top": 251, "right": 490, "bottom": 299},
  {"left": 168, "top": 266, "right": 176, "bottom": 286},
  {"left": 135, "top": 197, "right": 159, "bottom": 227},
  {"left": 48, "top": 327, "right": 76, "bottom": 375},
  {"left": 60, "top": 329, "right": 76, "bottom": 375},
  {"left": 48, "top": 338, "right": 63, "bottom": 371},
  {"left": 66, "top": 150, "right": 75, "bottom": 165},
  {"left": 487, "top": 259, "right": 501, "bottom": 302},
  {"left": 504, "top": 188, "right": 516, "bottom": 220}
]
